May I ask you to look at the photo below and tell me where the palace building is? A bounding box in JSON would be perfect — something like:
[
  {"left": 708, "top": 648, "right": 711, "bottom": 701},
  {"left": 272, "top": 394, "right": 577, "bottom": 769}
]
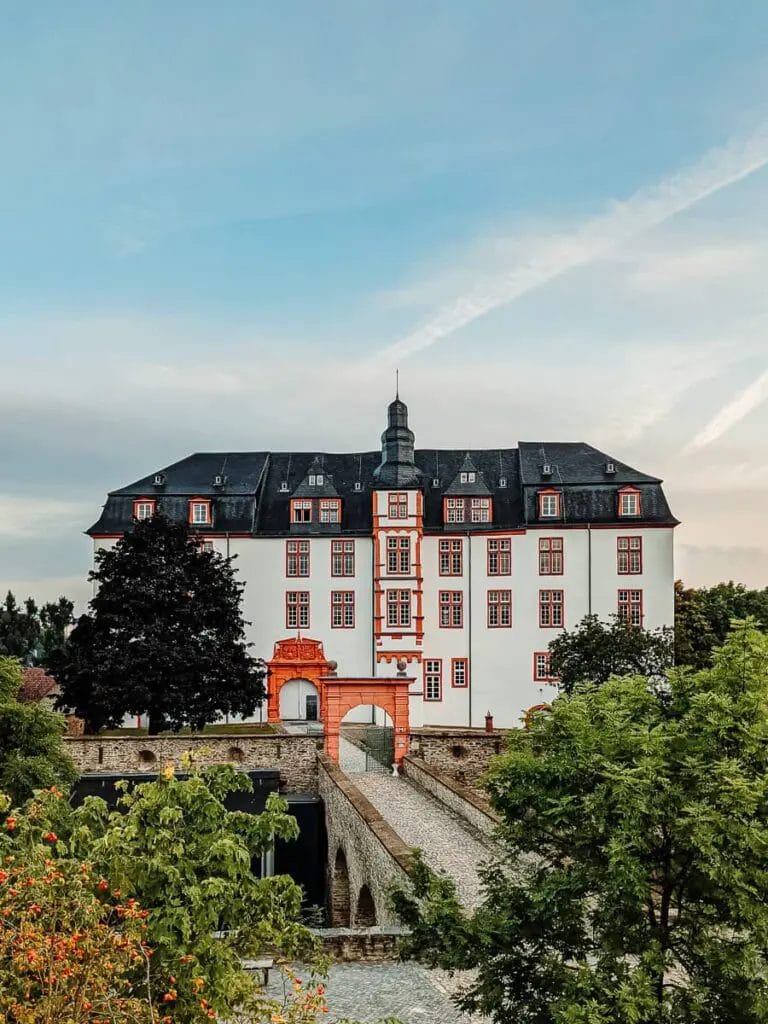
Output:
[{"left": 88, "top": 396, "right": 678, "bottom": 731}]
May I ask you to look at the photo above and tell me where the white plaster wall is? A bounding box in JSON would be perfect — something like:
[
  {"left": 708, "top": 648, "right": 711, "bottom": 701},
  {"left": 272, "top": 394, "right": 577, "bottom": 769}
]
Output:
[{"left": 94, "top": 524, "right": 675, "bottom": 732}]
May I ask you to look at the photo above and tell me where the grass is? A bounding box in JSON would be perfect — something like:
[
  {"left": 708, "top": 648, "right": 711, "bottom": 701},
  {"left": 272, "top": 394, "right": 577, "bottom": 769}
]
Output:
[{"left": 97, "top": 722, "right": 276, "bottom": 737}]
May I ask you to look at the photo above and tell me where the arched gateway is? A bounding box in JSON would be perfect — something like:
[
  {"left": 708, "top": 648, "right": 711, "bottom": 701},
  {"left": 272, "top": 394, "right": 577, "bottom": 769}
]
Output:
[{"left": 266, "top": 637, "right": 412, "bottom": 765}]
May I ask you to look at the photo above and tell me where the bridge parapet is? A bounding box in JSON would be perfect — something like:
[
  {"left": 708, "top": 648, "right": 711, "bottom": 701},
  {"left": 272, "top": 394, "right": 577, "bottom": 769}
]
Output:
[
  {"left": 401, "top": 754, "right": 500, "bottom": 840},
  {"left": 318, "top": 753, "right": 414, "bottom": 929}
]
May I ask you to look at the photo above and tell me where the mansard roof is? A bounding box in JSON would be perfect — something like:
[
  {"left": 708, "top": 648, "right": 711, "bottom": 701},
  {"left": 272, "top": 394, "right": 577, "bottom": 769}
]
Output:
[{"left": 89, "top": 442, "right": 677, "bottom": 536}]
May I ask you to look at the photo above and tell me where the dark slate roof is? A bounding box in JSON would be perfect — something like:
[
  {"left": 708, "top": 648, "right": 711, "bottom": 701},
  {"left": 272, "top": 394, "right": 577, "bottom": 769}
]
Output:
[
  {"left": 444, "top": 453, "right": 492, "bottom": 496},
  {"left": 88, "top": 440, "right": 677, "bottom": 536},
  {"left": 518, "top": 442, "right": 660, "bottom": 485}
]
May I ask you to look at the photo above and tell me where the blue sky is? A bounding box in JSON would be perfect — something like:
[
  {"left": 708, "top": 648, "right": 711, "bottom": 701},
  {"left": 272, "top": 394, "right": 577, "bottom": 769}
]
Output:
[{"left": 2, "top": 1, "right": 768, "bottom": 605}]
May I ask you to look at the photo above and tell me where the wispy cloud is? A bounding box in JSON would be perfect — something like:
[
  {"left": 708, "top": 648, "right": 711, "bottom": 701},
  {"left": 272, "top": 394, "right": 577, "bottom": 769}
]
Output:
[
  {"left": 0, "top": 497, "right": 93, "bottom": 539},
  {"left": 684, "top": 366, "right": 768, "bottom": 452},
  {"left": 378, "top": 122, "right": 768, "bottom": 362}
]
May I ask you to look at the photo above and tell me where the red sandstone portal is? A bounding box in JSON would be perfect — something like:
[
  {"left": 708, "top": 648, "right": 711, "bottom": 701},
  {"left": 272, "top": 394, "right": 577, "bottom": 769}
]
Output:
[{"left": 266, "top": 637, "right": 412, "bottom": 765}]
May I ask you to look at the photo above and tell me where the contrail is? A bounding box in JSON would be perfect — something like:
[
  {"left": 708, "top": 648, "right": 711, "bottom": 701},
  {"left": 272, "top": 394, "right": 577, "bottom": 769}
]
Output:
[
  {"left": 685, "top": 367, "right": 768, "bottom": 452},
  {"left": 378, "top": 123, "right": 768, "bottom": 362}
]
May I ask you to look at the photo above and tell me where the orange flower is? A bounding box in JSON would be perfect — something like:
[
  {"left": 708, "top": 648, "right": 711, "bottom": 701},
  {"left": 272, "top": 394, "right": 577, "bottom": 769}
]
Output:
[
  {"left": 43, "top": 831, "right": 58, "bottom": 843},
  {"left": 5, "top": 817, "right": 15, "bottom": 831}
]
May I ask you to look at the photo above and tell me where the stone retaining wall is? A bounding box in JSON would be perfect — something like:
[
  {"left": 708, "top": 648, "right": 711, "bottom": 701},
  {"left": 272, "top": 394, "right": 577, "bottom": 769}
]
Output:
[
  {"left": 63, "top": 733, "right": 321, "bottom": 794},
  {"left": 409, "top": 727, "right": 511, "bottom": 785},
  {"left": 312, "top": 927, "right": 407, "bottom": 962},
  {"left": 401, "top": 754, "right": 499, "bottom": 840},
  {"left": 318, "top": 754, "right": 413, "bottom": 929}
]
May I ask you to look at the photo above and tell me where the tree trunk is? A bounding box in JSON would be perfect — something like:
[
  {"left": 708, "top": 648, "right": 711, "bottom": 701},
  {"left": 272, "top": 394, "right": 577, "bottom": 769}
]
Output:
[{"left": 147, "top": 711, "right": 166, "bottom": 735}]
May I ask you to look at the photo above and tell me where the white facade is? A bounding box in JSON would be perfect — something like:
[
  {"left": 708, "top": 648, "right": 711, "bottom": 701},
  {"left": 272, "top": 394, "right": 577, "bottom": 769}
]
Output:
[{"left": 94, "top": 515, "right": 675, "bottom": 730}]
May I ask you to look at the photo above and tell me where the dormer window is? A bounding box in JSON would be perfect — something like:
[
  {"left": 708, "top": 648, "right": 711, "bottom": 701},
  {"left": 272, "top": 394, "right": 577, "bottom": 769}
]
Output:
[
  {"left": 291, "top": 499, "right": 312, "bottom": 523},
  {"left": 460, "top": 471, "right": 476, "bottom": 484},
  {"left": 308, "top": 473, "right": 325, "bottom": 486},
  {"left": 189, "top": 499, "right": 211, "bottom": 526},
  {"left": 618, "top": 487, "right": 641, "bottom": 517},
  {"left": 308, "top": 474, "right": 315, "bottom": 485},
  {"left": 470, "top": 497, "right": 491, "bottom": 523},
  {"left": 134, "top": 499, "right": 156, "bottom": 521},
  {"left": 538, "top": 490, "right": 561, "bottom": 518},
  {"left": 444, "top": 497, "right": 465, "bottom": 524},
  {"left": 319, "top": 498, "right": 341, "bottom": 524}
]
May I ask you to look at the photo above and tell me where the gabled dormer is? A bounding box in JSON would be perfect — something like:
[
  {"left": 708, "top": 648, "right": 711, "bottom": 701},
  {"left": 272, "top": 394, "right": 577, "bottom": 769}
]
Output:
[
  {"left": 442, "top": 454, "right": 492, "bottom": 525},
  {"left": 289, "top": 456, "right": 342, "bottom": 529}
]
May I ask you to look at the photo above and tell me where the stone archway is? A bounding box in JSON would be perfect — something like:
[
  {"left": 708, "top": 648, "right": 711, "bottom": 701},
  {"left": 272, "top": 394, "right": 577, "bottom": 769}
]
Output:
[
  {"left": 330, "top": 848, "right": 351, "bottom": 927},
  {"left": 321, "top": 676, "right": 412, "bottom": 766},
  {"left": 266, "top": 638, "right": 332, "bottom": 723},
  {"left": 354, "top": 884, "right": 377, "bottom": 927}
]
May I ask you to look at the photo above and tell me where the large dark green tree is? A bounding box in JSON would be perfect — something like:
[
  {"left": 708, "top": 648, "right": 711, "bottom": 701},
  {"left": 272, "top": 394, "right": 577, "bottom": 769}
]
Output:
[
  {"left": 0, "top": 656, "right": 77, "bottom": 805},
  {"left": 395, "top": 621, "right": 768, "bottom": 1024},
  {"left": 548, "top": 613, "right": 673, "bottom": 693},
  {"left": 675, "top": 579, "right": 768, "bottom": 669},
  {"left": 52, "top": 514, "right": 265, "bottom": 733}
]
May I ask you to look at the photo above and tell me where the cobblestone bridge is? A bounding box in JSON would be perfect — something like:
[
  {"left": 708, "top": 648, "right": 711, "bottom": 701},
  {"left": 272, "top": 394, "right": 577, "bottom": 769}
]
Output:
[{"left": 321, "top": 738, "right": 498, "bottom": 931}]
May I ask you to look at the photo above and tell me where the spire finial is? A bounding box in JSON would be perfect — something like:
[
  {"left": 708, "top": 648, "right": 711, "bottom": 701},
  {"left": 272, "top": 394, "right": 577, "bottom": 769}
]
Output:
[{"left": 395, "top": 367, "right": 399, "bottom": 399}]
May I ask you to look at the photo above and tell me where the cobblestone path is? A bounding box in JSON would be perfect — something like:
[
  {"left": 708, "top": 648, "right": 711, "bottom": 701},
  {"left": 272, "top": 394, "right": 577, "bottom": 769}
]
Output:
[
  {"left": 267, "top": 961, "right": 484, "bottom": 1023},
  {"left": 350, "top": 772, "right": 492, "bottom": 909}
]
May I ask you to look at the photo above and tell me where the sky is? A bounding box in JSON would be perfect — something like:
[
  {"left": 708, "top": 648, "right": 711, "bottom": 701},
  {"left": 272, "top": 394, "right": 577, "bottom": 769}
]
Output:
[{"left": 1, "top": 1, "right": 768, "bottom": 610}]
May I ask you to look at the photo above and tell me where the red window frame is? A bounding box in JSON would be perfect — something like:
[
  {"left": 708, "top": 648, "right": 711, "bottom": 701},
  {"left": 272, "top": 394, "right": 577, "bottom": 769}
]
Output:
[
  {"left": 319, "top": 498, "right": 342, "bottom": 524},
  {"left": 331, "top": 590, "right": 355, "bottom": 628},
  {"left": 617, "top": 536, "right": 642, "bottom": 575},
  {"left": 286, "top": 539, "right": 310, "bottom": 577},
  {"left": 387, "top": 536, "right": 411, "bottom": 575},
  {"left": 539, "top": 537, "right": 564, "bottom": 575},
  {"left": 388, "top": 493, "right": 408, "bottom": 519},
  {"left": 331, "top": 539, "right": 355, "bottom": 577},
  {"left": 487, "top": 537, "right": 511, "bottom": 576},
  {"left": 285, "top": 591, "right": 310, "bottom": 629},
  {"left": 386, "top": 589, "right": 411, "bottom": 628},
  {"left": 533, "top": 651, "right": 558, "bottom": 682},
  {"left": 424, "top": 659, "right": 442, "bottom": 701},
  {"left": 470, "top": 496, "right": 492, "bottom": 523},
  {"left": 618, "top": 487, "right": 642, "bottom": 517},
  {"left": 133, "top": 498, "right": 156, "bottom": 521},
  {"left": 443, "top": 497, "right": 465, "bottom": 524},
  {"left": 438, "top": 590, "right": 463, "bottom": 628},
  {"left": 538, "top": 490, "right": 562, "bottom": 519},
  {"left": 188, "top": 498, "right": 211, "bottom": 526},
  {"left": 539, "top": 589, "right": 564, "bottom": 628},
  {"left": 618, "top": 588, "right": 644, "bottom": 626},
  {"left": 194, "top": 538, "right": 214, "bottom": 553},
  {"left": 487, "top": 589, "right": 512, "bottom": 628},
  {"left": 439, "top": 539, "right": 463, "bottom": 576},
  {"left": 451, "top": 657, "right": 469, "bottom": 688},
  {"left": 290, "top": 499, "right": 313, "bottom": 524}
]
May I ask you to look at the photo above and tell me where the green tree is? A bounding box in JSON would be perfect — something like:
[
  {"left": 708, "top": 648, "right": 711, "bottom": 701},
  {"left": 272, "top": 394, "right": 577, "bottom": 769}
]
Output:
[
  {"left": 68, "top": 761, "right": 320, "bottom": 1023},
  {"left": 0, "top": 656, "right": 77, "bottom": 805},
  {"left": 0, "top": 590, "right": 74, "bottom": 666},
  {"left": 548, "top": 613, "right": 673, "bottom": 694},
  {"left": 394, "top": 621, "right": 768, "bottom": 1024},
  {"left": 51, "top": 514, "right": 265, "bottom": 734},
  {"left": 675, "top": 580, "right": 768, "bottom": 669}
]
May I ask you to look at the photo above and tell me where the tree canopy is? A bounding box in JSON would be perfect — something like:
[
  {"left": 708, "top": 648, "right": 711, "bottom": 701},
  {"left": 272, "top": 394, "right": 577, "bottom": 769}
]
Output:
[
  {"left": 51, "top": 514, "right": 265, "bottom": 733},
  {"left": 0, "top": 656, "right": 77, "bottom": 806},
  {"left": 0, "top": 591, "right": 73, "bottom": 666},
  {"left": 548, "top": 613, "right": 673, "bottom": 693},
  {"left": 394, "top": 621, "right": 768, "bottom": 1024},
  {"left": 674, "top": 580, "right": 768, "bottom": 669}
]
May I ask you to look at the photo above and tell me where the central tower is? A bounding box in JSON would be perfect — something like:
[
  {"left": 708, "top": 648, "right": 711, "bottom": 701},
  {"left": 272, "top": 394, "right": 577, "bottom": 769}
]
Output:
[{"left": 373, "top": 395, "right": 422, "bottom": 489}]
